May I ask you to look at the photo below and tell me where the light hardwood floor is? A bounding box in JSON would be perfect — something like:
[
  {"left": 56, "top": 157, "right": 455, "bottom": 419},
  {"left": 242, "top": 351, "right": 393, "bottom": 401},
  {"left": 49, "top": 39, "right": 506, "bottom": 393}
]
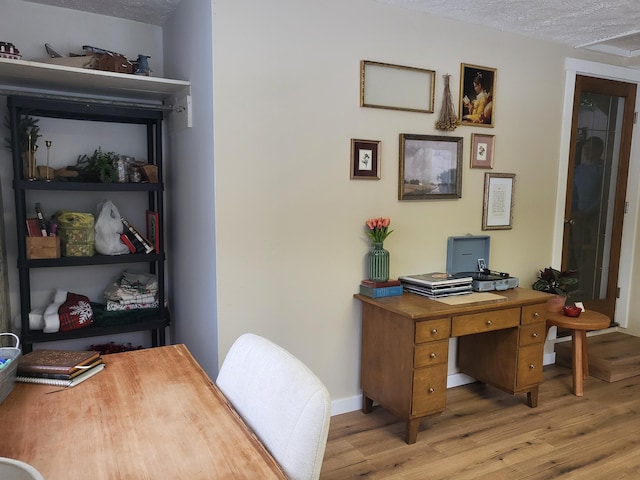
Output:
[{"left": 321, "top": 364, "right": 640, "bottom": 479}]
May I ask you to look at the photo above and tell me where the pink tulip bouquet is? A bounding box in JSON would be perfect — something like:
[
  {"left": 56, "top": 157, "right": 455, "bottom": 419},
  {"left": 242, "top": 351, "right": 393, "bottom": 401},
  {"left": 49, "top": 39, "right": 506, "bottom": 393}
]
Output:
[{"left": 365, "top": 217, "right": 393, "bottom": 244}]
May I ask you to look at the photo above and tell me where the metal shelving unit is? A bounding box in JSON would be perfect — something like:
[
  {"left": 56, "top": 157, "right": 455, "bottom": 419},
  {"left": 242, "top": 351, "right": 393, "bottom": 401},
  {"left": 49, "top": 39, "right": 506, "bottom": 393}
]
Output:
[{"left": 7, "top": 95, "right": 169, "bottom": 352}]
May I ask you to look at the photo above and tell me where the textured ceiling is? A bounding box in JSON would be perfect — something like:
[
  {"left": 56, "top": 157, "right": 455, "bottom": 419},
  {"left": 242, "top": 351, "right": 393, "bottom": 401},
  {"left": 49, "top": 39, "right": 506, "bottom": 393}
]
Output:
[
  {"left": 21, "top": 0, "right": 183, "bottom": 26},
  {"left": 20, "top": 0, "right": 640, "bottom": 59},
  {"left": 374, "top": 0, "right": 640, "bottom": 58}
]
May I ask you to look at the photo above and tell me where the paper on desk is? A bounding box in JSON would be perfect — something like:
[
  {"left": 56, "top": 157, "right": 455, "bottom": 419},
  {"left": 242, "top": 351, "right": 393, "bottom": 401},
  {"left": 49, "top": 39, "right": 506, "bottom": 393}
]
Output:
[{"left": 434, "top": 292, "right": 506, "bottom": 305}]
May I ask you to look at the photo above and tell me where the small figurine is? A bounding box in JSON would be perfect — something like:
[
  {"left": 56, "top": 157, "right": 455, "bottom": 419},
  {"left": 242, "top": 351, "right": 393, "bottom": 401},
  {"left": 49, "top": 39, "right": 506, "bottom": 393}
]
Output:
[{"left": 134, "top": 54, "right": 151, "bottom": 76}]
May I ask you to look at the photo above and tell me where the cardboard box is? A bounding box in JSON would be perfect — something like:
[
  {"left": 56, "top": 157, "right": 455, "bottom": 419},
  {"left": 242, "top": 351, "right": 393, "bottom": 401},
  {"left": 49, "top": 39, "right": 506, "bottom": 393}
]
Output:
[
  {"left": 33, "top": 55, "right": 97, "bottom": 69},
  {"left": 26, "top": 236, "right": 60, "bottom": 259}
]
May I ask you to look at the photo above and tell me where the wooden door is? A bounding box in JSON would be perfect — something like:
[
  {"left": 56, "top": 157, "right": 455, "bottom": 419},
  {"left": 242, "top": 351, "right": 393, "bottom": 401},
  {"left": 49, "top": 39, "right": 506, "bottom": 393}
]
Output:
[{"left": 562, "top": 75, "right": 636, "bottom": 321}]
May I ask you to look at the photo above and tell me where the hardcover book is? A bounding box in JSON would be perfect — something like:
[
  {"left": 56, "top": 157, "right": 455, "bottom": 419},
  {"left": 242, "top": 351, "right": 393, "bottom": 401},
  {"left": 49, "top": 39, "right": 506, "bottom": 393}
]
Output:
[
  {"left": 360, "top": 279, "right": 401, "bottom": 288},
  {"left": 121, "top": 217, "right": 154, "bottom": 253},
  {"left": 359, "top": 284, "right": 403, "bottom": 298},
  {"left": 17, "top": 350, "right": 100, "bottom": 376},
  {"left": 119, "top": 233, "right": 137, "bottom": 253},
  {"left": 19, "top": 358, "right": 105, "bottom": 380}
]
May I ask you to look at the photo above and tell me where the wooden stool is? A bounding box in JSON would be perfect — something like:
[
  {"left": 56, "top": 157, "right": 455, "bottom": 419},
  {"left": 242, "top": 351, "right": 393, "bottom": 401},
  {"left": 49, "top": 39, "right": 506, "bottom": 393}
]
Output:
[{"left": 547, "top": 310, "right": 610, "bottom": 396}]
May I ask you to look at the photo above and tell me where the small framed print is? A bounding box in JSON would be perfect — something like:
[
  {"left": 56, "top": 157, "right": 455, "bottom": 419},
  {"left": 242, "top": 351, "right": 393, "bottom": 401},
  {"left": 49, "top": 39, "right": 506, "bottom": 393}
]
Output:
[
  {"left": 350, "top": 139, "right": 380, "bottom": 179},
  {"left": 470, "top": 133, "right": 495, "bottom": 169},
  {"left": 482, "top": 172, "right": 515, "bottom": 230},
  {"left": 146, "top": 210, "right": 160, "bottom": 253}
]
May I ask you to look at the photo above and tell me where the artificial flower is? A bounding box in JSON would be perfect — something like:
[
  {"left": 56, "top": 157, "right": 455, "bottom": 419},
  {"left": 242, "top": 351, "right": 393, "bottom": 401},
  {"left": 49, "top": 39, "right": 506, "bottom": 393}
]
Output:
[{"left": 365, "top": 216, "right": 393, "bottom": 243}]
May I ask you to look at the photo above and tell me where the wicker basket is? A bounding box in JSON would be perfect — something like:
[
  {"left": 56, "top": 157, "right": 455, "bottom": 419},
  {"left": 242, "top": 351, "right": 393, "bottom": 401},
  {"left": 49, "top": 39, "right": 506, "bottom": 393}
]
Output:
[{"left": 0, "top": 333, "right": 21, "bottom": 404}]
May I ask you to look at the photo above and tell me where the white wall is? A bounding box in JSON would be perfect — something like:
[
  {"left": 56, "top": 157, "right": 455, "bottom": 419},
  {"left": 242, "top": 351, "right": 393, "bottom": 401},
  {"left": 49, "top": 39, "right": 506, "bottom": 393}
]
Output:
[
  {"left": 163, "top": 1, "right": 218, "bottom": 375},
  {"left": 212, "top": 0, "right": 632, "bottom": 411}
]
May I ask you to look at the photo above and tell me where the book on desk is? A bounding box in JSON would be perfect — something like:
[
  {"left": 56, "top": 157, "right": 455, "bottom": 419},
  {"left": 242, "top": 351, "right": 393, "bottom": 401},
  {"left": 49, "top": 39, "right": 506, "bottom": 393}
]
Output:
[
  {"left": 359, "top": 279, "right": 403, "bottom": 298},
  {"left": 16, "top": 349, "right": 105, "bottom": 387}
]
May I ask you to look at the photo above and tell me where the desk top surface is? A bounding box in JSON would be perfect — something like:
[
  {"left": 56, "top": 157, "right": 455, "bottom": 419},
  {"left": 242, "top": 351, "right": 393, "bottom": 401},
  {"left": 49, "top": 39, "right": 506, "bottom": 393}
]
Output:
[
  {"left": 0, "top": 344, "right": 286, "bottom": 480},
  {"left": 355, "top": 287, "right": 552, "bottom": 319}
]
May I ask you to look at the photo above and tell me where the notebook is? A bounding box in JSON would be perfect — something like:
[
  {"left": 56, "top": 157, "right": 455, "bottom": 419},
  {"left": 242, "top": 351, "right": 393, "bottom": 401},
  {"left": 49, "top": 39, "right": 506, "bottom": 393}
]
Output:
[{"left": 16, "top": 363, "right": 105, "bottom": 387}]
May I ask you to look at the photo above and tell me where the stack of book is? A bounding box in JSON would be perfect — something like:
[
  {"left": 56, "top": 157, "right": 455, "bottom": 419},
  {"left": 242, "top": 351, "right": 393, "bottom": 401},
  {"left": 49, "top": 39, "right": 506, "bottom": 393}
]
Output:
[
  {"left": 16, "top": 349, "right": 105, "bottom": 388},
  {"left": 399, "top": 272, "right": 473, "bottom": 299},
  {"left": 359, "top": 279, "right": 403, "bottom": 298},
  {"left": 120, "top": 216, "right": 154, "bottom": 254}
]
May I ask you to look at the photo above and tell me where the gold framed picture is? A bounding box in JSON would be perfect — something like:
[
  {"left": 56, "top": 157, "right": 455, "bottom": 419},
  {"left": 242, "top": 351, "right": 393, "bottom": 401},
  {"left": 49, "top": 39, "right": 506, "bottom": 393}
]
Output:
[
  {"left": 482, "top": 172, "right": 515, "bottom": 230},
  {"left": 459, "top": 63, "right": 496, "bottom": 127},
  {"left": 399, "top": 134, "right": 463, "bottom": 200},
  {"left": 360, "top": 60, "right": 435, "bottom": 113}
]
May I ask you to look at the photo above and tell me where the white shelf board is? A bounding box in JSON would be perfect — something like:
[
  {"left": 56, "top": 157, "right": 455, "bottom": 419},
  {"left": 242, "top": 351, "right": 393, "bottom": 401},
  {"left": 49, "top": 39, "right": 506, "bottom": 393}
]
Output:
[{"left": 0, "top": 57, "right": 190, "bottom": 104}]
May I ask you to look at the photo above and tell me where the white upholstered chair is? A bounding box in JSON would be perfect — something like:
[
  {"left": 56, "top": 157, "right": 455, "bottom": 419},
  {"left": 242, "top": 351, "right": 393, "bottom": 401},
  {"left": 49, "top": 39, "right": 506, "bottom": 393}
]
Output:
[
  {"left": 0, "top": 457, "right": 44, "bottom": 480},
  {"left": 216, "top": 333, "right": 331, "bottom": 480}
]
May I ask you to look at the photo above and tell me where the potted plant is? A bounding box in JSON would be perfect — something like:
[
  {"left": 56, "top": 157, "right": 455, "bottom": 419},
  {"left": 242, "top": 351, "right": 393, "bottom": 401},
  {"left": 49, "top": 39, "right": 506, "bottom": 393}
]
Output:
[
  {"left": 532, "top": 267, "right": 579, "bottom": 312},
  {"left": 71, "top": 147, "right": 119, "bottom": 183}
]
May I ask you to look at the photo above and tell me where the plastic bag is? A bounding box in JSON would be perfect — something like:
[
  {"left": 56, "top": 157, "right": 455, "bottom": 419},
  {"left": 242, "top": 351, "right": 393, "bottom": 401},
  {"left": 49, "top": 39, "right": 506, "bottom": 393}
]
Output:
[{"left": 94, "top": 200, "right": 129, "bottom": 255}]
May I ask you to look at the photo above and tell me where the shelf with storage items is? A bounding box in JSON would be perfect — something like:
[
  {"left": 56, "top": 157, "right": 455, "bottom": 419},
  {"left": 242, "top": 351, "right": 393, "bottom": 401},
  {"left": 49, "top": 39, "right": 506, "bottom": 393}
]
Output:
[
  {"left": 7, "top": 94, "right": 169, "bottom": 353},
  {"left": 0, "top": 57, "right": 190, "bottom": 103}
]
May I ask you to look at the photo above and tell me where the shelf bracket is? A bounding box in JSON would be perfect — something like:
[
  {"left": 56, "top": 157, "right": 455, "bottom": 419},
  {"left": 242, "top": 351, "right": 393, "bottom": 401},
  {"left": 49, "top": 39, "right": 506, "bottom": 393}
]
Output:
[{"left": 168, "top": 90, "right": 192, "bottom": 132}]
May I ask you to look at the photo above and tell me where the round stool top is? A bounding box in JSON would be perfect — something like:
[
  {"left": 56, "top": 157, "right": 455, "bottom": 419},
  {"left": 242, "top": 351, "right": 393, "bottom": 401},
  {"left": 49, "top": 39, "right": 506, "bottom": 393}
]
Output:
[{"left": 546, "top": 310, "right": 610, "bottom": 331}]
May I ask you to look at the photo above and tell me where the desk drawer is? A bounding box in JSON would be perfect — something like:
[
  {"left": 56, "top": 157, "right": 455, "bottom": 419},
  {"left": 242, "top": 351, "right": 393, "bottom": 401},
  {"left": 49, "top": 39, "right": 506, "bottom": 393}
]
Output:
[
  {"left": 415, "top": 318, "right": 451, "bottom": 343},
  {"left": 451, "top": 308, "right": 520, "bottom": 336},
  {"left": 516, "top": 344, "right": 544, "bottom": 389},
  {"left": 412, "top": 363, "right": 447, "bottom": 416},
  {"left": 519, "top": 323, "right": 546, "bottom": 346},
  {"left": 414, "top": 339, "right": 448, "bottom": 368},
  {"left": 521, "top": 303, "right": 547, "bottom": 325}
]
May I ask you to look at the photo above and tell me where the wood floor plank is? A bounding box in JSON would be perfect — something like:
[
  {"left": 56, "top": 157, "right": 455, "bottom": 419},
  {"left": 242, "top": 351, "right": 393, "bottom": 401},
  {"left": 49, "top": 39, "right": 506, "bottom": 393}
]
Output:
[{"left": 321, "top": 365, "right": 640, "bottom": 479}]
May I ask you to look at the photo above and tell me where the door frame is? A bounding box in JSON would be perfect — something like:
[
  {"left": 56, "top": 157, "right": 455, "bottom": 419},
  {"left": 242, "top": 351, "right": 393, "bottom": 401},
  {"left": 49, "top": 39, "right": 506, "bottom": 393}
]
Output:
[{"left": 555, "top": 59, "right": 640, "bottom": 328}]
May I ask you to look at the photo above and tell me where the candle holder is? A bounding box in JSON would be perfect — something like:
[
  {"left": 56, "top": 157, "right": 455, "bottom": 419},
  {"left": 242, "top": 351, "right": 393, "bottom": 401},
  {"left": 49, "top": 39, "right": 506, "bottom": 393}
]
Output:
[
  {"left": 45, "top": 140, "right": 52, "bottom": 182},
  {"left": 25, "top": 133, "right": 37, "bottom": 181}
]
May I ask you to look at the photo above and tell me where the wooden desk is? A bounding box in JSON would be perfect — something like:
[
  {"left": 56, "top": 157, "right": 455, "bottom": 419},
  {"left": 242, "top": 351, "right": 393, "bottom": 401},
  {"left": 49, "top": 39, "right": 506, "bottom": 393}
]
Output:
[
  {"left": 356, "top": 288, "right": 551, "bottom": 444},
  {"left": 0, "top": 344, "right": 286, "bottom": 479}
]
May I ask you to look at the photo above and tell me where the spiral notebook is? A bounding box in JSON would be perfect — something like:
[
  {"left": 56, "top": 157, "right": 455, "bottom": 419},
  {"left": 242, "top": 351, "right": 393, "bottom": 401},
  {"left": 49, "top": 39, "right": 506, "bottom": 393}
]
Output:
[{"left": 16, "top": 363, "right": 105, "bottom": 387}]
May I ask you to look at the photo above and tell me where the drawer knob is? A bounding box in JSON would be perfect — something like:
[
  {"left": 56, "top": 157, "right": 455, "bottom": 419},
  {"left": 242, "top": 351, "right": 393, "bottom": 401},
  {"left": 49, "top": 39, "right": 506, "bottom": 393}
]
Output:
[
  {"left": 431, "top": 328, "right": 438, "bottom": 335},
  {"left": 532, "top": 332, "right": 538, "bottom": 338},
  {"left": 534, "top": 312, "right": 540, "bottom": 318},
  {"left": 486, "top": 320, "right": 492, "bottom": 326},
  {"left": 428, "top": 387, "right": 435, "bottom": 394},
  {"left": 430, "top": 353, "right": 437, "bottom": 359},
  {"left": 529, "top": 364, "right": 535, "bottom": 370}
]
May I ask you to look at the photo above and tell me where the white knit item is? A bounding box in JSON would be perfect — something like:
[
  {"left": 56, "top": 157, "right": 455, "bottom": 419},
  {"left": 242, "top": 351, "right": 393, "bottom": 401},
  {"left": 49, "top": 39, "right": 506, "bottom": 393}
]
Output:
[{"left": 42, "top": 289, "right": 68, "bottom": 333}]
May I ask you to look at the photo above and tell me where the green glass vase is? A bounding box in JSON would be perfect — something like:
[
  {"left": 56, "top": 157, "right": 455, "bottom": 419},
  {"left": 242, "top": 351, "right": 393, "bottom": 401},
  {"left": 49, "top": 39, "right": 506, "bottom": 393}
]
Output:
[{"left": 368, "top": 242, "right": 389, "bottom": 282}]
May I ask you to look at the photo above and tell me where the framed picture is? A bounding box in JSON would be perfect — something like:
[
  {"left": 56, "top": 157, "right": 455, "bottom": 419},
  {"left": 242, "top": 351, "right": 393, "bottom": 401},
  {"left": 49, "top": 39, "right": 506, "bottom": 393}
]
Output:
[
  {"left": 470, "top": 133, "right": 495, "bottom": 168},
  {"left": 459, "top": 63, "right": 496, "bottom": 127},
  {"left": 398, "top": 134, "right": 463, "bottom": 200},
  {"left": 146, "top": 210, "right": 160, "bottom": 253},
  {"left": 360, "top": 60, "right": 435, "bottom": 113},
  {"left": 482, "top": 173, "right": 515, "bottom": 230},
  {"left": 350, "top": 139, "right": 381, "bottom": 179}
]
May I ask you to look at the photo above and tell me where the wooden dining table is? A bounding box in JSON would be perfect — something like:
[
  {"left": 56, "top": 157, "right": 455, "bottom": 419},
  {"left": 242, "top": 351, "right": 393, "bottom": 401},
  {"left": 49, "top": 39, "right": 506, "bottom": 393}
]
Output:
[{"left": 0, "top": 344, "right": 286, "bottom": 479}]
